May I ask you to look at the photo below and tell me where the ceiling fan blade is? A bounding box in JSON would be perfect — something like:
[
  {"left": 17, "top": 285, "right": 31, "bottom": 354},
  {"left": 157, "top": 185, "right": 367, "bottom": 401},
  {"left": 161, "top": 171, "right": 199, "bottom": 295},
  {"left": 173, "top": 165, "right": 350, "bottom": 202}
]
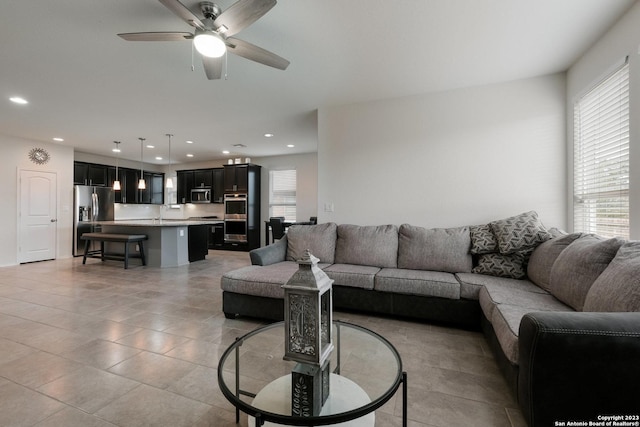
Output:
[
  {"left": 226, "top": 37, "right": 289, "bottom": 70},
  {"left": 214, "top": 0, "right": 276, "bottom": 36},
  {"left": 118, "top": 32, "right": 193, "bottom": 41},
  {"left": 202, "top": 56, "right": 223, "bottom": 80},
  {"left": 158, "top": 0, "right": 205, "bottom": 29}
]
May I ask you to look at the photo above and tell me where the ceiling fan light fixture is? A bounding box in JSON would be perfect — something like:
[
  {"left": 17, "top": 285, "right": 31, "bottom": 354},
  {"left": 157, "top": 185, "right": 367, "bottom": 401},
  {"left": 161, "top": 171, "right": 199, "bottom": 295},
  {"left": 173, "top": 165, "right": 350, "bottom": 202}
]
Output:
[{"left": 194, "top": 31, "right": 226, "bottom": 58}]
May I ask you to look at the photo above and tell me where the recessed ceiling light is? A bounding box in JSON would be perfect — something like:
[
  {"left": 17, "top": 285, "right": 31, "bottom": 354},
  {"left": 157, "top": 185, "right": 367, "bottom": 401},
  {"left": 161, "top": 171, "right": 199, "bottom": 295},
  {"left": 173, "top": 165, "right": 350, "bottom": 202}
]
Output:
[
  {"left": 222, "top": 150, "right": 230, "bottom": 154},
  {"left": 52, "top": 137, "right": 64, "bottom": 142},
  {"left": 186, "top": 154, "right": 194, "bottom": 157},
  {"left": 287, "top": 144, "right": 295, "bottom": 148},
  {"left": 9, "top": 96, "right": 28, "bottom": 104},
  {"left": 186, "top": 140, "right": 194, "bottom": 144},
  {"left": 146, "top": 145, "right": 155, "bottom": 149},
  {"left": 264, "top": 133, "right": 274, "bottom": 138},
  {"left": 155, "top": 156, "right": 163, "bottom": 160}
]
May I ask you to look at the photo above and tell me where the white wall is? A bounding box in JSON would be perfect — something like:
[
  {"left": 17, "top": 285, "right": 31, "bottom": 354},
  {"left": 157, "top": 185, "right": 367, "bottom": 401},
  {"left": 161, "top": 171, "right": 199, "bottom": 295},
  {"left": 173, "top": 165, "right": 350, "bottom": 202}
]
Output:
[
  {"left": 317, "top": 73, "right": 567, "bottom": 229},
  {"left": 0, "top": 136, "right": 75, "bottom": 266},
  {"left": 567, "top": 1, "right": 640, "bottom": 239}
]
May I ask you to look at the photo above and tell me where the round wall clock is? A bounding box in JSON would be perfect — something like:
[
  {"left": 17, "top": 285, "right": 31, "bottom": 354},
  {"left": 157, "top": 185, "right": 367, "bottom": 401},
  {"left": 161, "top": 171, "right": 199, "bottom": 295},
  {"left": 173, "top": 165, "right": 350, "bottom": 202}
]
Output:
[{"left": 28, "top": 147, "right": 50, "bottom": 165}]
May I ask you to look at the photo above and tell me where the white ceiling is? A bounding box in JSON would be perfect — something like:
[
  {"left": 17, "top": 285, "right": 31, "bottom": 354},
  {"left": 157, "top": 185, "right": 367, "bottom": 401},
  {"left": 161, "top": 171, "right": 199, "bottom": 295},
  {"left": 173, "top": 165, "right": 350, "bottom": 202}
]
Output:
[{"left": 0, "top": 0, "right": 635, "bottom": 166}]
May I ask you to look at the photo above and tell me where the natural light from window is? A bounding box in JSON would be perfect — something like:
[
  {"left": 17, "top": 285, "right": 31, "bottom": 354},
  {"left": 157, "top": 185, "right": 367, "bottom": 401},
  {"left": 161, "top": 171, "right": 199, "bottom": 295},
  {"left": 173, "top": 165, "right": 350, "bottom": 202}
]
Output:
[
  {"left": 573, "top": 60, "right": 629, "bottom": 239},
  {"left": 269, "top": 169, "right": 297, "bottom": 222}
]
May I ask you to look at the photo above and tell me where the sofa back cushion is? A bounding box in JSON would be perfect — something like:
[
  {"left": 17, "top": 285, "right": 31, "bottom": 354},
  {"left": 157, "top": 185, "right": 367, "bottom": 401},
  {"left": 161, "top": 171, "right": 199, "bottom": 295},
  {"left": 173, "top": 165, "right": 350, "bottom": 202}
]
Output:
[
  {"left": 583, "top": 241, "right": 640, "bottom": 312},
  {"left": 334, "top": 224, "right": 398, "bottom": 268},
  {"left": 527, "top": 233, "right": 582, "bottom": 291},
  {"left": 549, "top": 235, "right": 624, "bottom": 311},
  {"left": 286, "top": 222, "right": 337, "bottom": 264},
  {"left": 398, "top": 224, "right": 472, "bottom": 273}
]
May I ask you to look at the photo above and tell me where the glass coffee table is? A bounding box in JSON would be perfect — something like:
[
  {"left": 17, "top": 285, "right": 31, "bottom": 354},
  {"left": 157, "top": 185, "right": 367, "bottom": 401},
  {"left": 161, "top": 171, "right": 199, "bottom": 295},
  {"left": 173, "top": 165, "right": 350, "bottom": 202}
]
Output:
[{"left": 218, "top": 321, "right": 407, "bottom": 426}]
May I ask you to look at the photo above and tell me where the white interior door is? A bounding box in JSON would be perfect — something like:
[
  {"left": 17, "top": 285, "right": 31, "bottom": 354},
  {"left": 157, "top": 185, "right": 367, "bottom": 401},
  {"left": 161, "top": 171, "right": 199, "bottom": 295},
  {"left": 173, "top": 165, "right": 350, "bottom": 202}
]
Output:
[{"left": 19, "top": 170, "right": 57, "bottom": 263}]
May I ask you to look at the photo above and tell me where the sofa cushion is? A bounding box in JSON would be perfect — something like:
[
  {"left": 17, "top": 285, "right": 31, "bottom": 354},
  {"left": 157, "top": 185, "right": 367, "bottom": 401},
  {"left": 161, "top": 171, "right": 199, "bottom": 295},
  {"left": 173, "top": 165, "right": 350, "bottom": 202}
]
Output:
[
  {"left": 489, "top": 300, "right": 573, "bottom": 365},
  {"left": 549, "top": 235, "right": 625, "bottom": 311},
  {"left": 478, "top": 283, "right": 570, "bottom": 322},
  {"left": 397, "top": 224, "right": 472, "bottom": 273},
  {"left": 469, "top": 224, "right": 498, "bottom": 255},
  {"left": 455, "top": 272, "right": 543, "bottom": 300},
  {"left": 286, "top": 222, "right": 337, "bottom": 264},
  {"left": 222, "top": 261, "right": 331, "bottom": 298},
  {"left": 583, "top": 241, "right": 640, "bottom": 312},
  {"left": 334, "top": 224, "right": 398, "bottom": 268},
  {"left": 527, "top": 233, "right": 582, "bottom": 291},
  {"left": 375, "top": 268, "right": 460, "bottom": 299},
  {"left": 323, "top": 264, "right": 380, "bottom": 290},
  {"left": 472, "top": 250, "right": 533, "bottom": 279}
]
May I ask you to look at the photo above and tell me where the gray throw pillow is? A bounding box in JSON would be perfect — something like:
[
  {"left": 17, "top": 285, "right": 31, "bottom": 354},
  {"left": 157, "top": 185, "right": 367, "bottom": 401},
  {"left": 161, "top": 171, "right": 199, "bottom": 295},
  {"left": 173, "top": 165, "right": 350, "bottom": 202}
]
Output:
[
  {"left": 549, "top": 235, "right": 625, "bottom": 311},
  {"left": 286, "top": 222, "right": 337, "bottom": 264},
  {"left": 583, "top": 241, "right": 640, "bottom": 312},
  {"left": 334, "top": 224, "right": 398, "bottom": 268},
  {"left": 490, "top": 211, "right": 553, "bottom": 254},
  {"left": 469, "top": 224, "right": 498, "bottom": 255},
  {"left": 527, "top": 233, "right": 582, "bottom": 291},
  {"left": 472, "top": 250, "right": 533, "bottom": 279},
  {"left": 398, "top": 224, "right": 472, "bottom": 273}
]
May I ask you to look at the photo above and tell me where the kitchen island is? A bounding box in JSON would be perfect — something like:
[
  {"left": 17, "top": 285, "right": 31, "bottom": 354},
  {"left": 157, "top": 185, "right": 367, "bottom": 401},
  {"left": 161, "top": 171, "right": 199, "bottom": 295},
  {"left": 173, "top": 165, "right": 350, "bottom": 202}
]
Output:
[{"left": 97, "top": 219, "right": 222, "bottom": 268}]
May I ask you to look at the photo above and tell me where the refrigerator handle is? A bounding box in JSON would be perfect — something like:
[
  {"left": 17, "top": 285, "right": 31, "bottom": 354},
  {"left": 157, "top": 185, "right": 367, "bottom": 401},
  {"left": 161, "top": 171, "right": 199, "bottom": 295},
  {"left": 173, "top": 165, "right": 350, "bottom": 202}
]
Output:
[{"left": 92, "top": 193, "right": 99, "bottom": 220}]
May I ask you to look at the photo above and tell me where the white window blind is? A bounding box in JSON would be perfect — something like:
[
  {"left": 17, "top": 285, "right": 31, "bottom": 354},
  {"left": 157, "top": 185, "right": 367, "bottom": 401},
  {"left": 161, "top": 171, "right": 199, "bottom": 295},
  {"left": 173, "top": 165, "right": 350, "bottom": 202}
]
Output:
[
  {"left": 269, "top": 169, "right": 297, "bottom": 222},
  {"left": 573, "top": 60, "right": 629, "bottom": 239}
]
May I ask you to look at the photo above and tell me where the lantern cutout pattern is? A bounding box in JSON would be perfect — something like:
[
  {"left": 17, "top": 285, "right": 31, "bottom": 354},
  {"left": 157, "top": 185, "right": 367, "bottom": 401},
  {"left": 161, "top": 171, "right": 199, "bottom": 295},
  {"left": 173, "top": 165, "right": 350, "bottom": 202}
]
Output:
[{"left": 282, "top": 250, "right": 334, "bottom": 417}]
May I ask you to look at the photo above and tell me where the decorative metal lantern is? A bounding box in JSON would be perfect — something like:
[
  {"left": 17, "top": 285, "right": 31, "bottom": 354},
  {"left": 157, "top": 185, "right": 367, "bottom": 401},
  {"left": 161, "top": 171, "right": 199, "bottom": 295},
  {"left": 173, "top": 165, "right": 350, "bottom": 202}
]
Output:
[{"left": 282, "top": 250, "right": 334, "bottom": 416}]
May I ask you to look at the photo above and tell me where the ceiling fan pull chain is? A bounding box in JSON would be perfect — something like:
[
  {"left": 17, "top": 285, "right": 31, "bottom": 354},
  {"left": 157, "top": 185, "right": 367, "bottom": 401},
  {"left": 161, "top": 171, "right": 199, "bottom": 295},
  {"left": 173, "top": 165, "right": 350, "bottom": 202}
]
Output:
[
  {"left": 191, "top": 41, "right": 195, "bottom": 72},
  {"left": 224, "top": 50, "right": 228, "bottom": 80}
]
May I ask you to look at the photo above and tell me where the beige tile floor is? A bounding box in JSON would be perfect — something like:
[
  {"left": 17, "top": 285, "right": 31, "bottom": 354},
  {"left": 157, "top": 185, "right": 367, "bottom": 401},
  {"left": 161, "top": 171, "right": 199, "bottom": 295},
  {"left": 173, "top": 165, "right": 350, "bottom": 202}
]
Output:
[{"left": 0, "top": 251, "right": 526, "bottom": 427}]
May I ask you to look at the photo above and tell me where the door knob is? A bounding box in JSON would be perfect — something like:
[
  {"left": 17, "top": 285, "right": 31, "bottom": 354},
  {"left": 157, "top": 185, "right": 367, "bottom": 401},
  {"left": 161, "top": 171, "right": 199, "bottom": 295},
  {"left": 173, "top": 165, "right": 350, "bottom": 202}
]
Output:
[{"left": 50, "top": 219, "right": 57, "bottom": 222}]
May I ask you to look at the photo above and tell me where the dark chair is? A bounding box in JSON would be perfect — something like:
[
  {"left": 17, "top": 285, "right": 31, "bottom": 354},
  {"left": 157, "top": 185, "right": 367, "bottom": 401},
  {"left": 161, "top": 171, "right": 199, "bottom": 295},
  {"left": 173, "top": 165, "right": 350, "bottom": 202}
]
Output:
[
  {"left": 269, "top": 217, "right": 286, "bottom": 243},
  {"left": 309, "top": 216, "right": 317, "bottom": 225}
]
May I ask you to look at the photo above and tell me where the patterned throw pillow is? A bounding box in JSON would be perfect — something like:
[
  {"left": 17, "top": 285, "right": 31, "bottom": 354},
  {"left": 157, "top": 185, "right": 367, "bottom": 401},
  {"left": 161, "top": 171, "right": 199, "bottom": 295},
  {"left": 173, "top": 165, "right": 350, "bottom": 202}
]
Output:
[
  {"left": 472, "top": 249, "right": 534, "bottom": 279},
  {"left": 490, "top": 211, "right": 553, "bottom": 254},
  {"left": 470, "top": 224, "right": 498, "bottom": 255}
]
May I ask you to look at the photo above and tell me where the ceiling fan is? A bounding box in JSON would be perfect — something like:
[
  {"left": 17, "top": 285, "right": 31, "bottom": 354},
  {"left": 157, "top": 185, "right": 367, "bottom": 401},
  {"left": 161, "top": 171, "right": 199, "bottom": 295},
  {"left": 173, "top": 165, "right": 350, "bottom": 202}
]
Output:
[{"left": 118, "top": 0, "right": 290, "bottom": 80}]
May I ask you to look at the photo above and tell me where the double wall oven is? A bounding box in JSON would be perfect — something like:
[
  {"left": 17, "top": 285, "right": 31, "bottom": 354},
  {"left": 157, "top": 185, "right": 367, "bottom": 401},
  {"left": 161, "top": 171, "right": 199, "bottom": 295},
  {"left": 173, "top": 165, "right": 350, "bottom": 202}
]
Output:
[{"left": 224, "top": 194, "right": 248, "bottom": 243}]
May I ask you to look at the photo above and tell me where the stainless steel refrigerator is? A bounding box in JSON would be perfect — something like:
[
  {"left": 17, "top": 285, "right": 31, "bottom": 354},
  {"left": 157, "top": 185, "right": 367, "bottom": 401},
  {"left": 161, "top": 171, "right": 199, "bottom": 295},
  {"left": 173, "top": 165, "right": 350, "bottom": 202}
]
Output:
[{"left": 73, "top": 185, "right": 115, "bottom": 256}]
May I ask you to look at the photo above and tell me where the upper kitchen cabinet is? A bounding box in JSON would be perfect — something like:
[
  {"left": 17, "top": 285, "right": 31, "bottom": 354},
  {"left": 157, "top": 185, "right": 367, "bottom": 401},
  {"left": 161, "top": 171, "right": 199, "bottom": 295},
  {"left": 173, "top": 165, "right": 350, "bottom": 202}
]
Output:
[
  {"left": 212, "top": 168, "right": 224, "bottom": 203},
  {"left": 74, "top": 162, "right": 108, "bottom": 186},
  {"left": 177, "top": 170, "right": 194, "bottom": 204},
  {"left": 137, "top": 171, "right": 164, "bottom": 205},
  {"left": 194, "top": 170, "right": 213, "bottom": 188},
  {"left": 224, "top": 164, "right": 256, "bottom": 193},
  {"left": 176, "top": 168, "right": 224, "bottom": 203}
]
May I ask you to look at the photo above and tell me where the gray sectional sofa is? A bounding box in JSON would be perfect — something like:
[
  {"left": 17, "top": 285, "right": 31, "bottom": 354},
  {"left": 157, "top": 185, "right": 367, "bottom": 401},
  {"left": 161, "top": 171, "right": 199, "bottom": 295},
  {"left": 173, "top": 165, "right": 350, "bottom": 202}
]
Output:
[{"left": 220, "top": 213, "right": 640, "bottom": 427}]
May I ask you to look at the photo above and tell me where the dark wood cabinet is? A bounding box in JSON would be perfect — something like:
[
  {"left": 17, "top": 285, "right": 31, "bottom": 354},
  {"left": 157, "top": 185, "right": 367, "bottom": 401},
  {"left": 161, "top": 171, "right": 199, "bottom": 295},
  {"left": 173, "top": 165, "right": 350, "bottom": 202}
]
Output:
[
  {"left": 223, "top": 164, "right": 249, "bottom": 193},
  {"left": 74, "top": 161, "right": 163, "bottom": 204},
  {"left": 177, "top": 170, "right": 194, "bottom": 204},
  {"left": 120, "top": 169, "right": 138, "bottom": 204},
  {"left": 212, "top": 168, "right": 224, "bottom": 203},
  {"left": 176, "top": 168, "right": 224, "bottom": 204},
  {"left": 74, "top": 162, "right": 108, "bottom": 186},
  {"left": 194, "top": 170, "right": 213, "bottom": 188}
]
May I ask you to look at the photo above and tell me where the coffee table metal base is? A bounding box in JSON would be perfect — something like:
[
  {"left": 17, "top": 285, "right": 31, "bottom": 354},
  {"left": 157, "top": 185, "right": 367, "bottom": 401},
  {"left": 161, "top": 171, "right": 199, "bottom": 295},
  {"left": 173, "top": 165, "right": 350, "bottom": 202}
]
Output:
[{"left": 248, "top": 373, "right": 375, "bottom": 427}]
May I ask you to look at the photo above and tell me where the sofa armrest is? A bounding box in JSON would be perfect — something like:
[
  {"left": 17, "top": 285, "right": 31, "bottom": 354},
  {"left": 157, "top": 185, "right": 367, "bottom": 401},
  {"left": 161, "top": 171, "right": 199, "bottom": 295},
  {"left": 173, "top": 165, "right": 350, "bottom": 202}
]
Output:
[
  {"left": 518, "top": 311, "right": 640, "bottom": 427},
  {"left": 249, "top": 236, "right": 288, "bottom": 266}
]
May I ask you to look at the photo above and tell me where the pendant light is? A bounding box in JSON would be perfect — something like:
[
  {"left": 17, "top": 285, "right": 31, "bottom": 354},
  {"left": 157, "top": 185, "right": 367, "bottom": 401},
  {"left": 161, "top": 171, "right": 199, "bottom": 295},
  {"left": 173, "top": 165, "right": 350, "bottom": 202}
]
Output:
[
  {"left": 138, "top": 137, "right": 146, "bottom": 190},
  {"left": 166, "top": 133, "right": 174, "bottom": 189},
  {"left": 112, "top": 141, "right": 121, "bottom": 190}
]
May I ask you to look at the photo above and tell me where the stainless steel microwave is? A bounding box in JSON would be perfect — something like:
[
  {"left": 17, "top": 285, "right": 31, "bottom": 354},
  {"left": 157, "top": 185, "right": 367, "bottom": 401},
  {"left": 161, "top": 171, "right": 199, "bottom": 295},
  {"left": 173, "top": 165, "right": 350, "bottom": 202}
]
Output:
[{"left": 191, "top": 188, "right": 211, "bottom": 203}]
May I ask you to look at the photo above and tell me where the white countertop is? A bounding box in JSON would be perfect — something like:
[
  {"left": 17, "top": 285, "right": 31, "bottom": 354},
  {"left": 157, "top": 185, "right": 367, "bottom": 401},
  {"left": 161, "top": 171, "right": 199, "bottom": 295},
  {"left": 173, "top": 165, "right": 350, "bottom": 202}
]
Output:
[{"left": 97, "top": 219, "right": 223, "bottom": 227}]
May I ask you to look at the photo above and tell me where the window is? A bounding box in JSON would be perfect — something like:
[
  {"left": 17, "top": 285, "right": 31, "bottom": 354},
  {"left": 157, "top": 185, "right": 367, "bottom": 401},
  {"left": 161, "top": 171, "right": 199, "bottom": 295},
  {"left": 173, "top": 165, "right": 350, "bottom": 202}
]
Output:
[
  {"left": 573, "top": 60, "right": 629, "bottom": 239},
  {"left": 269, "top": 169, "right": 296, "bottom": 222}
]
